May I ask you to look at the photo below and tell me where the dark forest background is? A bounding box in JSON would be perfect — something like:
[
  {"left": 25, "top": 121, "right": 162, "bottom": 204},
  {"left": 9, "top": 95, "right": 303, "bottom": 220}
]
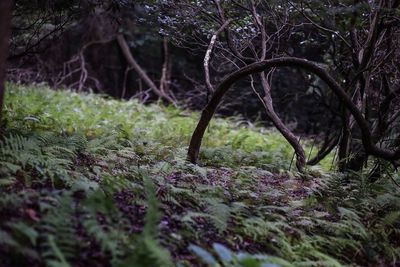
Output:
[
  {"left": 7, "top": 1, "right": 333, "bottom": 134},
  {"left": 1, "top": 0, "right": 399, "bottom": 173}
]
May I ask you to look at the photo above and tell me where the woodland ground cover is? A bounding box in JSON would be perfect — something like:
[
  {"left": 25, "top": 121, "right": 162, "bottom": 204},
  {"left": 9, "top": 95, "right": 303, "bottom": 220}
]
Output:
[{"left": 0, "top": 84, "right": 399, "bottom": 267}]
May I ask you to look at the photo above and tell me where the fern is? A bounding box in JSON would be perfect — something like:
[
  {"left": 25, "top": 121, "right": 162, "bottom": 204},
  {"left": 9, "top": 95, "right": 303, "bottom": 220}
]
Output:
[
  {"left": 189, "top": 243, "right": 291, "bottom": 267},
  {"left": 45, "top": 235, "right": 71, "bottom": 267},
  {"left": 0, "top": 133, "right": 81, "bottom": 187},
  {"left": 119, "top": 174, "right": 173, "bottom": 267},
  {"left": 2, "top": 84, "right": 400, "bottom": 266},
  {"left": 39, "top": 194, "right": 79, "bottom": 267},
  {"left": 204, "top": 197, "right": 231, "bottom": 233}
]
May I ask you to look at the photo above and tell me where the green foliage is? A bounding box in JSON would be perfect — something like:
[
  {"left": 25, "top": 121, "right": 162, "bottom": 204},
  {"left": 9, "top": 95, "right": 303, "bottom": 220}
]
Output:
[
  {"left": 39, "top": 194, "right": 78, "bottom": 267},
  {"left": 120, "top": 175, "right": 173, "bottom": 267},
  {"left": 189, "top": 243, "right": 285, "bottom": 267},
  {"left": 0, "top": 84, "right": 399, "bottom": 266},
  {"left": 4, "top": 83, "right": 326, "bottom": 170}
]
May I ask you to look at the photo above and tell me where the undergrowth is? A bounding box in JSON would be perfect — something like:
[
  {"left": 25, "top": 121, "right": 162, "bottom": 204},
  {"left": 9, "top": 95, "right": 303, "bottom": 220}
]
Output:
[{"left": 0, "top": 84, "right": 399, "bottom": 267}]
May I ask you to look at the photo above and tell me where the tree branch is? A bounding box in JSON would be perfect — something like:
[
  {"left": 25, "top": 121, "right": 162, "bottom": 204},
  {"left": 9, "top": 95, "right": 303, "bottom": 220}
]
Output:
[
  {"left": 204, "top": 19, "right": 232, "bottom": 95},
  {"left": 187, "top": 57, "right": 400, "bottom": 167},
  {"left": 117, "top": 34, "right": 176, "bottom": 106}
]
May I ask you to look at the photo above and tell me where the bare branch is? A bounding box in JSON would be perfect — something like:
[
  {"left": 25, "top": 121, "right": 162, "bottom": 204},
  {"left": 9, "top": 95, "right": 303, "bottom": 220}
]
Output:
[
  {"left": 117, "top": 34, "right": 177, "bottom": 106},
  {"left": 204, "top": 19, "right": 232, "bottom": 94},
  {"left": 187, "top": 57, "right": 400, "bottom": 168},
  {"left": 289, "top": 2, "right": 352, "bottom": 48}
]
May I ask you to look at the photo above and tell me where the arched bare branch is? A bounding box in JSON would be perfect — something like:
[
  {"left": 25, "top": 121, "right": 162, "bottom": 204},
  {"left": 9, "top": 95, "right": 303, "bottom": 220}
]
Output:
[{"left": 187, "top": 57, "right": 400, "bottom": 169}]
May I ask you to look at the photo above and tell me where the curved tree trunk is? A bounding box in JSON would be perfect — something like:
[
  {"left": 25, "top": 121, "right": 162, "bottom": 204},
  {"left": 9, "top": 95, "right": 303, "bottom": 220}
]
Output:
[
  {"left": 187, "top": 57, "right": 400, "bottom": 169},
  {"left": 307, "top": 135, "right": 339, "bottom": 166},
  {"left": 259, "top": 72, "right": 306, "bottom": 170},
  {"left": 0, "top": 0, "right": 13, "bottom": 125}
]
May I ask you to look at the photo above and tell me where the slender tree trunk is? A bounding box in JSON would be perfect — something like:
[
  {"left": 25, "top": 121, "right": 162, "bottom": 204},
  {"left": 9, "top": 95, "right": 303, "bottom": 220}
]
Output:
[
  {"left": 307, "top": 135, "right": 339, "bottom": 165},
  {"left": 203, "top": 19, "right": 232, "bottom": 96},
  {"left": 259, "top": 73, "right": 306, "bottom": 170},
  {"left": 338, "top": 109, "right": 351, "bottom": 171},
  {"left": 160, "top": 37, "right": 170, "bottom": 94},
  {"left": 116, "top": 34, "right": 176, "bottom": 106},
  {"left": 0, "top": 0, "right": 13, "bottom": 125}
]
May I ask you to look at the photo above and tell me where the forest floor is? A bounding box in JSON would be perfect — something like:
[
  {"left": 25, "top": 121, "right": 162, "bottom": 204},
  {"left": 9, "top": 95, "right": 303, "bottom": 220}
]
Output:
[{"left": 0, "top": 84, "right": 399, "bottom": 267}]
